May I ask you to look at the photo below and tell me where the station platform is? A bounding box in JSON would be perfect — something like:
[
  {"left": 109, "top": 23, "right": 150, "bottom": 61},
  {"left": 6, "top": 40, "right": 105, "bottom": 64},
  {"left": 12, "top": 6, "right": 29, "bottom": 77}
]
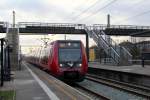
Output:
[
  {"left": 13, "top": 62, "right": 90, "bottom": 100},
  {"left": 88, "top": 62, "right": 150, "bottom": 87},
  {"left": 88, "top": 62, "right": 150, "bottom": 76}
]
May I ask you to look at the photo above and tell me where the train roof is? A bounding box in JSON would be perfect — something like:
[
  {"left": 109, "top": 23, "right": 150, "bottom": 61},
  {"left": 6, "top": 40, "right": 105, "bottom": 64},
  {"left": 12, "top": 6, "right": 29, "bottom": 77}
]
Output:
[
  {"left": 57, "top": 40, "right": 80, "bottom": 42},
  {"left": 57, "top": 40, "right": 81, "bottom": 42},
  {"left": 49, "top": 40, "right": 81, "bottom": 45}
]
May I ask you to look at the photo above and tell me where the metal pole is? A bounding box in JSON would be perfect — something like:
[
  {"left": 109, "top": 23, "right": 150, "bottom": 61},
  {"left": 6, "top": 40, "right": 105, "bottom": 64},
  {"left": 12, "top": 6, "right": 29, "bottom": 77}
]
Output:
[
  {"left": 13, "top": 11, "right": 15, "bottom": 28},
  {"left": 19, "top": 45, "right": 21, "bottom": 70},
  {"left": 107, "top": 14, "right": 110, "bottom": 28},
  {"left": 1, "top": 39, "right": 4, "bottom": 86},
  {"left": 7, "top": 45, "right": 11, "bottom": 80},
  {"left": 86, "top": 34, "right": 89, "bottom": 62},
  {"left": 64, "top": 34, "right": 66, "bottom": 40}
]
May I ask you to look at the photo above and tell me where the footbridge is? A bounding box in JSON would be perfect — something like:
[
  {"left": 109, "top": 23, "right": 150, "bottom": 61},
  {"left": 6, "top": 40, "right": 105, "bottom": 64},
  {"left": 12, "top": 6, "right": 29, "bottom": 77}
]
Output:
[
  {"left": 1, "top": 22, "right": 150, "bottom": 69},
  {"left": 95, "top": 24, "right": 150, "bottom": 37},
  {"left": 0, "top": 22, "right": 8, "bottom": 33}
]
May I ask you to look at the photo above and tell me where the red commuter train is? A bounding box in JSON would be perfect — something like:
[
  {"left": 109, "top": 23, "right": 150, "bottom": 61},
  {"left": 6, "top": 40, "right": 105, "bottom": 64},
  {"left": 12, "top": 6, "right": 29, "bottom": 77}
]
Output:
[{"left": 28, "top": 40, "right": 88, "bottom": 82}]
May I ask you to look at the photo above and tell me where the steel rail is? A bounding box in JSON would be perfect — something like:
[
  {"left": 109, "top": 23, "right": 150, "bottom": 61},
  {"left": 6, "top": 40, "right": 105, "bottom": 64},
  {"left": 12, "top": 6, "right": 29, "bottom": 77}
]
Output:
[
  {"left": 75, "top": 84, "right": 110, "bottom": 100},
  {"left": 86, "top": 74, "right": 150, "bottom": 99}
]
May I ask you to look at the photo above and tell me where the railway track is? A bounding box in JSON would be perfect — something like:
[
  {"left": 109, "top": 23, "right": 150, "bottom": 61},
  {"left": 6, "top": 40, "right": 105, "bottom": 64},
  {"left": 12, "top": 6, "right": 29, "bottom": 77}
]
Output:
[
  {"left": 86, "top": 74, "right": 150, "bottom": 99},
  {"left": 74, "top": 83, "right": 110, "bottom": 100},
  {"left": 29, "top": 62, "right": 149, "bottom": 99}
]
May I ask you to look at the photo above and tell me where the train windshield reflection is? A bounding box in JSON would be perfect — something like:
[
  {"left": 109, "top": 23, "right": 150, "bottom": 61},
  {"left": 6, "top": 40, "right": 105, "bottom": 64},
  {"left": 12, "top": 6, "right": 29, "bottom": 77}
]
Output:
[{"left": 59, "top": 48, "right": 82, "bottom": 62}]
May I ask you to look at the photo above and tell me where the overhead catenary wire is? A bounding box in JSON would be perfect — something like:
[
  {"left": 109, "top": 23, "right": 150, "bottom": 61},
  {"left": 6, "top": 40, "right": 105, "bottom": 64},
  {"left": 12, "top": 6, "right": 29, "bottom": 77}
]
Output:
[
  {"left": 111, "top": 0, "right": 148, "bottom": 24},
  {"left": 75, "top": 0, "right": 118, "bottom": 22},
  {"left": 72, "top": 0, "right": 101, "bottom": 19},
  {"left": 65, "top": 0, "right": 98, "bottom": 19},
  {"left": 75, "top": 0, "right": 147, "bottom": 24},
  {"left": 113, "top": 9, "right": 150, "bottom": 24}
]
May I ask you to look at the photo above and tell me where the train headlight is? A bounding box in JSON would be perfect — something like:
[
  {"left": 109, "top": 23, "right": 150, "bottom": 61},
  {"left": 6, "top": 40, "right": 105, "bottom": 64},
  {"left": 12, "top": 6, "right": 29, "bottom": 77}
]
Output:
[
  {"left": 77, "top": 63, "right": 82, "bottom": 67},
  {"left": 60, "top": 64, "right": 63, "bottom": 67},
  {"left": 59, "top": 63, "right": 66, "bottom": 67}
]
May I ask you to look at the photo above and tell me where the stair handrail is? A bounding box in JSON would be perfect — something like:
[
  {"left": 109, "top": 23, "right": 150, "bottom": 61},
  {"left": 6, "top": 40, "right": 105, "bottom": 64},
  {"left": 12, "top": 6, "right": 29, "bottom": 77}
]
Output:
[
  {"left": 85, "top": 26, "right": 120, "bottom": 64},
  {"left": 92, "top": 25, "right": 132, "bottom": 64},
  {"left": 93, "top": 25, "right": 132, "bottom": 55},
  {"left": 121, "top": 47, "right": 132, "bottom": 61},
  {"left": 93, "top": 27, "right": 121, "bottom": 55}
]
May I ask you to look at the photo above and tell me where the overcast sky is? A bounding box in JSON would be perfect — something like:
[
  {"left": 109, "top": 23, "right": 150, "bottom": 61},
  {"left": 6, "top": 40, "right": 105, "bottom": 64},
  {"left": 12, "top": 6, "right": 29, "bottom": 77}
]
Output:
[
  {"left": 0, "top": 0, "right": 150, "bottom": 25},
  {"left": 1, "top": 0, "right": 150, "bottom": 54}
]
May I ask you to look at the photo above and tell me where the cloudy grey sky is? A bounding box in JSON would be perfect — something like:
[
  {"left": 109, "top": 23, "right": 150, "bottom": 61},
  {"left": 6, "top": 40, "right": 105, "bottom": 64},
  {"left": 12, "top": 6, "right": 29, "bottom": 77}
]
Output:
[
  {"left": 0, "top": 0, "right": 150, "bottom": 25},
  {"left": 1, "top": 0, "right": 150, "bottom": 54}
]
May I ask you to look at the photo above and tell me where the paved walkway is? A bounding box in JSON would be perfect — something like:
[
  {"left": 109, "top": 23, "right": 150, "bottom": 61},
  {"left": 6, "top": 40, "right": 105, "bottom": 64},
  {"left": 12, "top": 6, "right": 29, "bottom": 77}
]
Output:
[
  {"left": 25, "top": 62, "right": 90, "bottom": 100},
  {"left": 7, "top": 62, "right": 90, "bottom": 100},
  {"left": 14, "top": 63, "right": 50, "bottom": 100}
]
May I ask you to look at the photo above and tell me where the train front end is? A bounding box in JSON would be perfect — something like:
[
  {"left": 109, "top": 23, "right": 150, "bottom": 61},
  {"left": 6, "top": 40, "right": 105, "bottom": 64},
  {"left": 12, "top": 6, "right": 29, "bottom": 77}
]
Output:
[{"left": 57, "top": 40, "right": 88, "bottom": 82}]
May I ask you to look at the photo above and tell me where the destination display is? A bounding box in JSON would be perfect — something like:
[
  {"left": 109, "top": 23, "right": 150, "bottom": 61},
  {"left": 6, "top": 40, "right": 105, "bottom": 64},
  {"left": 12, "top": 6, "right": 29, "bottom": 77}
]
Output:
[{"left": 59, "top": 42, "right": 80, "bottom": 48}]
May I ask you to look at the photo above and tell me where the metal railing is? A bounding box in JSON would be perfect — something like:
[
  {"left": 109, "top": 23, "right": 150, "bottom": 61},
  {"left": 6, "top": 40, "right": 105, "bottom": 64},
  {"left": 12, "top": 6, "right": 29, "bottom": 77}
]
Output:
[
  {"left": 0, "top": 22, "right": 8, "bottom": 28},
  {"left": 93, "top": 24, "right": 150, "bottom": 30},
  {"left": 18, "top": 22, "right": 86, "bottom": 29},
  {"left": 0, "top": 38, "right": 11, "bottom": 87},
  {"left": 85, "top": 25, "right": 133, "bottom": 65},
  {"left": 92, "top": 25, "right": 132, "bottom": 65},
  {"left": 85, "top": 26, "right": 120, "bottom": 65},
  {"left": 95, "top": 30, "right": 120, "bottom": 64}
]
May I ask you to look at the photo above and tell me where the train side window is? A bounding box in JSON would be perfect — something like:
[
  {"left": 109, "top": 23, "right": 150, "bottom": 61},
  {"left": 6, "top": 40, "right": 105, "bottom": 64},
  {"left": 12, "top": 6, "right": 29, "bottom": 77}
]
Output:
[
  {"left": 40, "top": 48, "right": 45, "bottom": 64},
  {"left": 43, "top": 48, "right": 49, "bottom": 65},
  {"left": 49, "top": 47, "right": 52, "bottom": 58},
  {"left": 40, "top": 46, "right": 52, "bottom": 65}
]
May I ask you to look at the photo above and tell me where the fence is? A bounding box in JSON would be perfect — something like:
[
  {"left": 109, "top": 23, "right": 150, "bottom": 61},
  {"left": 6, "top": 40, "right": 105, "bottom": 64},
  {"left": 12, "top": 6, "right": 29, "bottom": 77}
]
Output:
[{"left": 0, "top": 38, "right": 11, "bottom": 86}]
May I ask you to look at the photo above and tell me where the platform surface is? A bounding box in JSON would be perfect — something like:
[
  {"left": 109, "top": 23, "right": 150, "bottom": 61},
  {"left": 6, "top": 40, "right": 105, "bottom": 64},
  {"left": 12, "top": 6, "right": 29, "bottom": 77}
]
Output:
[
  {"left": 14, "top": 62, "right": 90, "bottom": 100},
  {"left": 88, "top": 62, "right": 150, "bottom": 76}
]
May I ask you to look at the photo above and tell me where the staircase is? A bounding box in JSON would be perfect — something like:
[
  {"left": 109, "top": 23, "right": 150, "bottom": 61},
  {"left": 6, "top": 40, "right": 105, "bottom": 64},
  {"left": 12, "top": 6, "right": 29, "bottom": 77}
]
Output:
[{"left": 85, "top": 25, "right": 132, "bottom": 65}]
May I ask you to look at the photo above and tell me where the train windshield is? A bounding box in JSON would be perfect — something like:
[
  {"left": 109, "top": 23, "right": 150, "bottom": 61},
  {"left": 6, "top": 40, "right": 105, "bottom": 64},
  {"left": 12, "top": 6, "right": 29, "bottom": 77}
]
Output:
[
  {"left": 58, "top": 42, "right": 82, "bottom": 62},
  {"left": 59, "top": 48, "right": 82, "bottom": 62}
]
